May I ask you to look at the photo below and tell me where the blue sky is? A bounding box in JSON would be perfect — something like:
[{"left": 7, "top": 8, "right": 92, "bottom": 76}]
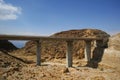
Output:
[{"left": 0, "top": 0, "right": 120, "bottom": 36}]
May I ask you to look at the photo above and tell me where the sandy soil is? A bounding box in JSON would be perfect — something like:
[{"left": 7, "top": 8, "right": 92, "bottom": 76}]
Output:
[{"left": 0, "top": 51, "right": 120, "bottom": 80}]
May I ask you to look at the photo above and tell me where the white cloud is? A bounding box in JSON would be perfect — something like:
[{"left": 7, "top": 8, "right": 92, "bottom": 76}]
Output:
[{"left": 0, "top": 0, "right": 21, "bottom": 20}]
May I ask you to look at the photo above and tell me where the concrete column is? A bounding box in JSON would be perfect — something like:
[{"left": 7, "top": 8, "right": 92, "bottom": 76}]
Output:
[
  {"left": 36, "top": 40, "right": 41, "bottom": 66},
  {"left": 66, "top": 40, "right": 73, "bottom": 67},
  {"left": 84, "top": 40, "right": 91, "bottom": 62}
]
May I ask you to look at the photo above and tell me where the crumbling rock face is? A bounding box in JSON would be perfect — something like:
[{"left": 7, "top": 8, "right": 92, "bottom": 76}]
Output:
[
  {"left": 24, "top": 29, "right": 110, "bottom": 60},
  {"left": 103, "top": 33, "right": 120, "bottom": 58},
  {"left": 108, "top": 33, "right": 120, "bottom": 51},
  {"left": 0, "top": 40, "right": 18, "bottom": 52}
]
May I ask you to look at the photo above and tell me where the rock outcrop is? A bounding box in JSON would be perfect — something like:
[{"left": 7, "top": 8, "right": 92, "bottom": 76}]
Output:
[
  {"left": 102, "top": 33, "right": 120, "bottom": 71},
  {"left": 104, "top": 33, "right": 120, "bottom": 55}
]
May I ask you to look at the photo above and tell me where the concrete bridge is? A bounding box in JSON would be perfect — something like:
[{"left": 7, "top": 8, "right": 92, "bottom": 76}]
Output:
[{"left": 0, "top": 34, "right": 103, "bottom": 67}]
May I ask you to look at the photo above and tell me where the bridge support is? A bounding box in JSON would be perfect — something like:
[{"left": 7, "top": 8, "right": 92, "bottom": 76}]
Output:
[
  {"left": 66, "top": 40, "right": 73, "bottom": 67},
  {"left": 84, "top": 40, "right": 91, "bottom": 62},
  {"left": 36, "top": 40, "right": 41, "bottom": 66}
]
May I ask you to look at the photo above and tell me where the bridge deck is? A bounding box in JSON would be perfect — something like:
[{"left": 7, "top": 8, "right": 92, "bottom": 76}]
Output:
[{"left": 0, "top": 34, "right": 102, "bottom": 40}]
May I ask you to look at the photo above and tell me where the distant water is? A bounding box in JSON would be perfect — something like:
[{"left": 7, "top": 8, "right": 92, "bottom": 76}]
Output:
[{"left": 9, "top": 40, "right": 28, "bottom": 48}]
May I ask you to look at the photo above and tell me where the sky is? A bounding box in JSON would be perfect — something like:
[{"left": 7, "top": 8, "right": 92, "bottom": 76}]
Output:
[{"left": 0, "top": 0, "right": 120, "bottom": 36}]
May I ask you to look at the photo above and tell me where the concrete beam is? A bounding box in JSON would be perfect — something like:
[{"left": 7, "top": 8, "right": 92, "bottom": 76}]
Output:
[
  {"left": 66, "top": 40, "right": 73, "bottom": 67},
  {"left": 36, "top": 40, "right": 41, "bottom": 66},
  {"left": 0, "top": 34, "right": 103, "bottom": 41},
  {"left": 84, "top": 40, "right": 91, "bottom": 62}
]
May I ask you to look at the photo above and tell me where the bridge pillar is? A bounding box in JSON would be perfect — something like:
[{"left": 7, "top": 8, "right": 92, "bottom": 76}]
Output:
[
  {"left": 84, "top": 40, "right": 91, "bottom": 62},
  {"left": 66, "top": 40, "right": 73, "bottom": 67},
  {"left": 36, "top": 40, "right": 41, "bottom": 66}
]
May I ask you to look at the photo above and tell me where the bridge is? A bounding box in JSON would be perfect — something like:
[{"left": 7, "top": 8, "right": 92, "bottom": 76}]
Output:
[{"left": 0, "top": 34, "right": 103, "bottom": 67}]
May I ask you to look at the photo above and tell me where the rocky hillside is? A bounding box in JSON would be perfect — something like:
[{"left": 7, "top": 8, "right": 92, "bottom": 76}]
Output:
[
  {"left": 51, "top": 29, "right": 109, "bottom": 38},
  {"left": 23, "top": 29, "right": 110, "bottom": 60},
  {"left": 0, "top": 40, "right": 18, "bottom": 52}
]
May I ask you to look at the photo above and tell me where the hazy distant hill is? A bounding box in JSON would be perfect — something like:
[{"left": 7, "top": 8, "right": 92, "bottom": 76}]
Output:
[{"left": 10, "top": 41, "right": 27, "bottom": 48}]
